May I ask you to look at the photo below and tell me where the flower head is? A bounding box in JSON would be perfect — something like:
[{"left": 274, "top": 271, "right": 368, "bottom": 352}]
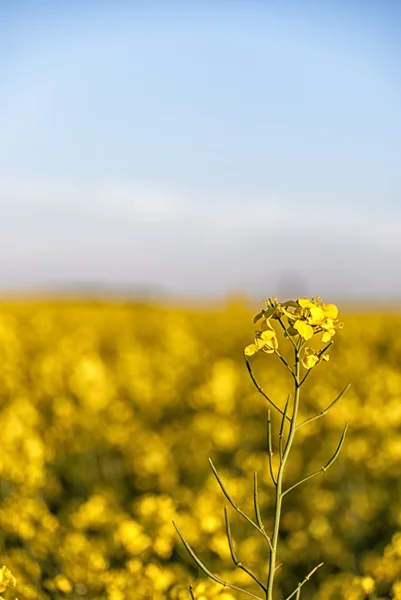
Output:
[
  {"left": 292, "top": 298, "right": 342, "bottom": 342},
  {"left": 245, "top": 296, "right": 343, "bottom": 364}
]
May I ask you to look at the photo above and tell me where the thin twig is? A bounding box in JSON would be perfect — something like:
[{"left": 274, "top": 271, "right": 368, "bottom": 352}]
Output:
[
  {"left": 209, "top": 459, "right": 273, "bottom": 550},
  {"left": 277, "top": 317, "right": 297, "bottom": 350},
  {"left": 267, "top": 410, "right": 277, "bottom": 486},
  {"left": 253, "top": 472, "right": 264, "bottom": 532},
  {"left": 296, "top": 384, "right": 351, "bottom": 430},
  {"left": 282, "top": 563, "right": 324, "bottom": 600},
  {"left": 245, "top": 357, "right": 291, "bottom": 422},
  {"left": 189, "top": 585, "right": 196, "bottom": 600},
  {"left": 279, "top": 395, "right": 291, "bottom": 460},
  {"left": 282, "top": 424, "right": 348, "bottom": 497},
  {"left": 173, "top": 522, "right": 264, "bottom": 600},
  {"left": 224, "top": 507, "right": 267, "bottom": 592}
]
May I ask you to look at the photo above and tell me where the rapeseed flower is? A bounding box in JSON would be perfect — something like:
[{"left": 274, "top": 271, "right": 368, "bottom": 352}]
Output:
[
  {"left": 244, "top": 322, "right": 278, "bottom": 356},
  {"left": 246, "top": 297, "right": 343, "bottom": 354},
  {"left": 301, "top": 347, "right": 330, "bottom": 369},
  {"left": 291, "top": 297, "right": 342, "bottom": 342}
]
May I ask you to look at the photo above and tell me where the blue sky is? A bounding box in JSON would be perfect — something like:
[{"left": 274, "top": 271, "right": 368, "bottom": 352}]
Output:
[{"left": 0, "top": 1, "right": 400, "bottom": 300}]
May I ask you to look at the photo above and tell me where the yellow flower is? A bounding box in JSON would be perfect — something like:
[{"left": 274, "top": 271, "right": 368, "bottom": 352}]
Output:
[
  {"left": 0, "top": 566, "right": 16, "bottom": 593},
  {"left": 301, "top": 347, "right": 329, "bottom": 369},
  {"left": 393, "top": 581, "right": 401, "bottom": 600},
  {"left": 294, "top": 298, "right": 342, "bottom": 342},
  {"left": 360, "top": 576, "right": 375, "bottom": 594},
  {"left": 248, "top": 297, "right": 342, "bottom": 359},
  {"left": 244, "top": 326, "right": 278, "bottom": 356},
  {"left": 54, "top": 574, "right": 73, "bottom": 594},
  {"left": 321, "top": 318, "right": 336, "bottom": 342}
]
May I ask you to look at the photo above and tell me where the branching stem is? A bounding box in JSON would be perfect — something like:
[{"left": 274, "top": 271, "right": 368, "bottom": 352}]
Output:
[
  {"left": 282, "top": 563, "right": 324, "bottom": 600},
  {"left": 274, "top": 350, "right": 297, "bottom": 382},
  {"left": 173, "top": 522, "right": 264, "bottom": 600},
  {"left": 282, "top": 424, "right": 348, "bottom": 497},
  {"left": 296, "top": 384, "right": 350, "bottom": 430},
  {"left": 209, "top": 458, "right": 273, "bottom": 551},
  {"left": 224, "top": 506, "right": 267, "bottom": 592},
  {"left": 245, "top": 357, "right": 291, "bottom": 422}
]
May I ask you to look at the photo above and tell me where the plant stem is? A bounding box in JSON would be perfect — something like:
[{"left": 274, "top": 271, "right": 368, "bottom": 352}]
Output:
[{"left": 266, "top": 345, "right": 301, "bottom": 600}]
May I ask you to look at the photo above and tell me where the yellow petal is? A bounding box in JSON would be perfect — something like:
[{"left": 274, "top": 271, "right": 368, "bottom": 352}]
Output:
[
  {"left": 321, "top": 303, "right": 338, "bottom": 319},
  {"left": 297, "top": 298, "right": 315, "bottom": 308},
  {"left": 321, "top": 319, "right": 334, "bottom": 330},
  {"left": 260, "top": 330, "right": 278, "bottom": 351},
  {"left": 260, "top": 329, "right": 276, "bottom": 342},
  {"left": 254, "top": 336, "right": 267, "bottom": 349},
  {"left": 294, "top": 320, "right": 314, "bottom": 340},
  {"left": 322, "top": 331, "right": 334, "bottom": 342},
  {"left": 308, "top": 306, "right": 324, "bottom": 324},
  {"left": 244, "top": 344, "right": 258, "bottom": 356}
]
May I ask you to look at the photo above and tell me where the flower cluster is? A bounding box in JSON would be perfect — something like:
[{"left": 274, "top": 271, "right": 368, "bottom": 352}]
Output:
[{"left": 245, "top": 297, "right": 343, "bottom": 368}]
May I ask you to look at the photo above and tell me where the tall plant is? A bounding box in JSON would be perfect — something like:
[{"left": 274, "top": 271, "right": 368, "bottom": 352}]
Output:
[{"left": 174, "top": 297, "right": 349, "bottom": 600}]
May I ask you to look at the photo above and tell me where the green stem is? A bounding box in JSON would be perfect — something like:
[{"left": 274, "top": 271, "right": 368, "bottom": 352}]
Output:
[{"left": 266, "top": 346, "right": 301, "bottom": 600}]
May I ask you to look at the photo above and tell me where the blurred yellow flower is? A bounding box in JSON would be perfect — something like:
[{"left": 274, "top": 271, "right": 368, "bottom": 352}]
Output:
[
  {"left": 0, "top": 566, "right": 16, "bottom": 594},
  {"left": 0, "top": 299, "right": 398, "bottom": 600},
  {"left": 360, "top": 576, "right": 375, "bottom": 594},
  {"left": 54, "top": 574, "right": 73, "bottom": 594}
]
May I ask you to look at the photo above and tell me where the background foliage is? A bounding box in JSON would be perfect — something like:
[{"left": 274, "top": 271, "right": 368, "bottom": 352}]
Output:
[{"left": 0, "top": 300, "right": 400, "bottom": 599}]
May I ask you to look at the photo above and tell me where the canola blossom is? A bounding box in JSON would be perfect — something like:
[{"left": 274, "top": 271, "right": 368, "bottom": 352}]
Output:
[
  {"left": 245, "top": 297, "right": 343, "bottom": 358},
  {"left": 0, "top": 300, "right": 398, "bottom": 599}
]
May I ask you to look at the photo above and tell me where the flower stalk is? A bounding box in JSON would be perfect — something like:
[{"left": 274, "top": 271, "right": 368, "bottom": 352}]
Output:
[{"left": 266, "top": 341, "right": 301, "bottom": 600}]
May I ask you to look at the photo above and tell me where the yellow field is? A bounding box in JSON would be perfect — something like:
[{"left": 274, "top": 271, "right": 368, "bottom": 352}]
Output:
[{"left": 0, "top": 300, "right": 400, "bottom": 600}]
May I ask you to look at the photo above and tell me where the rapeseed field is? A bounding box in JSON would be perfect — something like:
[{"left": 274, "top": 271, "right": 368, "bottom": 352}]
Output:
[{"left": 0, "top": 299, "right": 400, "bottom": 599}]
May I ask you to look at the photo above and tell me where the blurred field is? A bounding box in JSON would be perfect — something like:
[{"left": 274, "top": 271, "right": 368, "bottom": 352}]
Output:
[{"left": 0, "top": 300, "right": 401, "bottom": 599}]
